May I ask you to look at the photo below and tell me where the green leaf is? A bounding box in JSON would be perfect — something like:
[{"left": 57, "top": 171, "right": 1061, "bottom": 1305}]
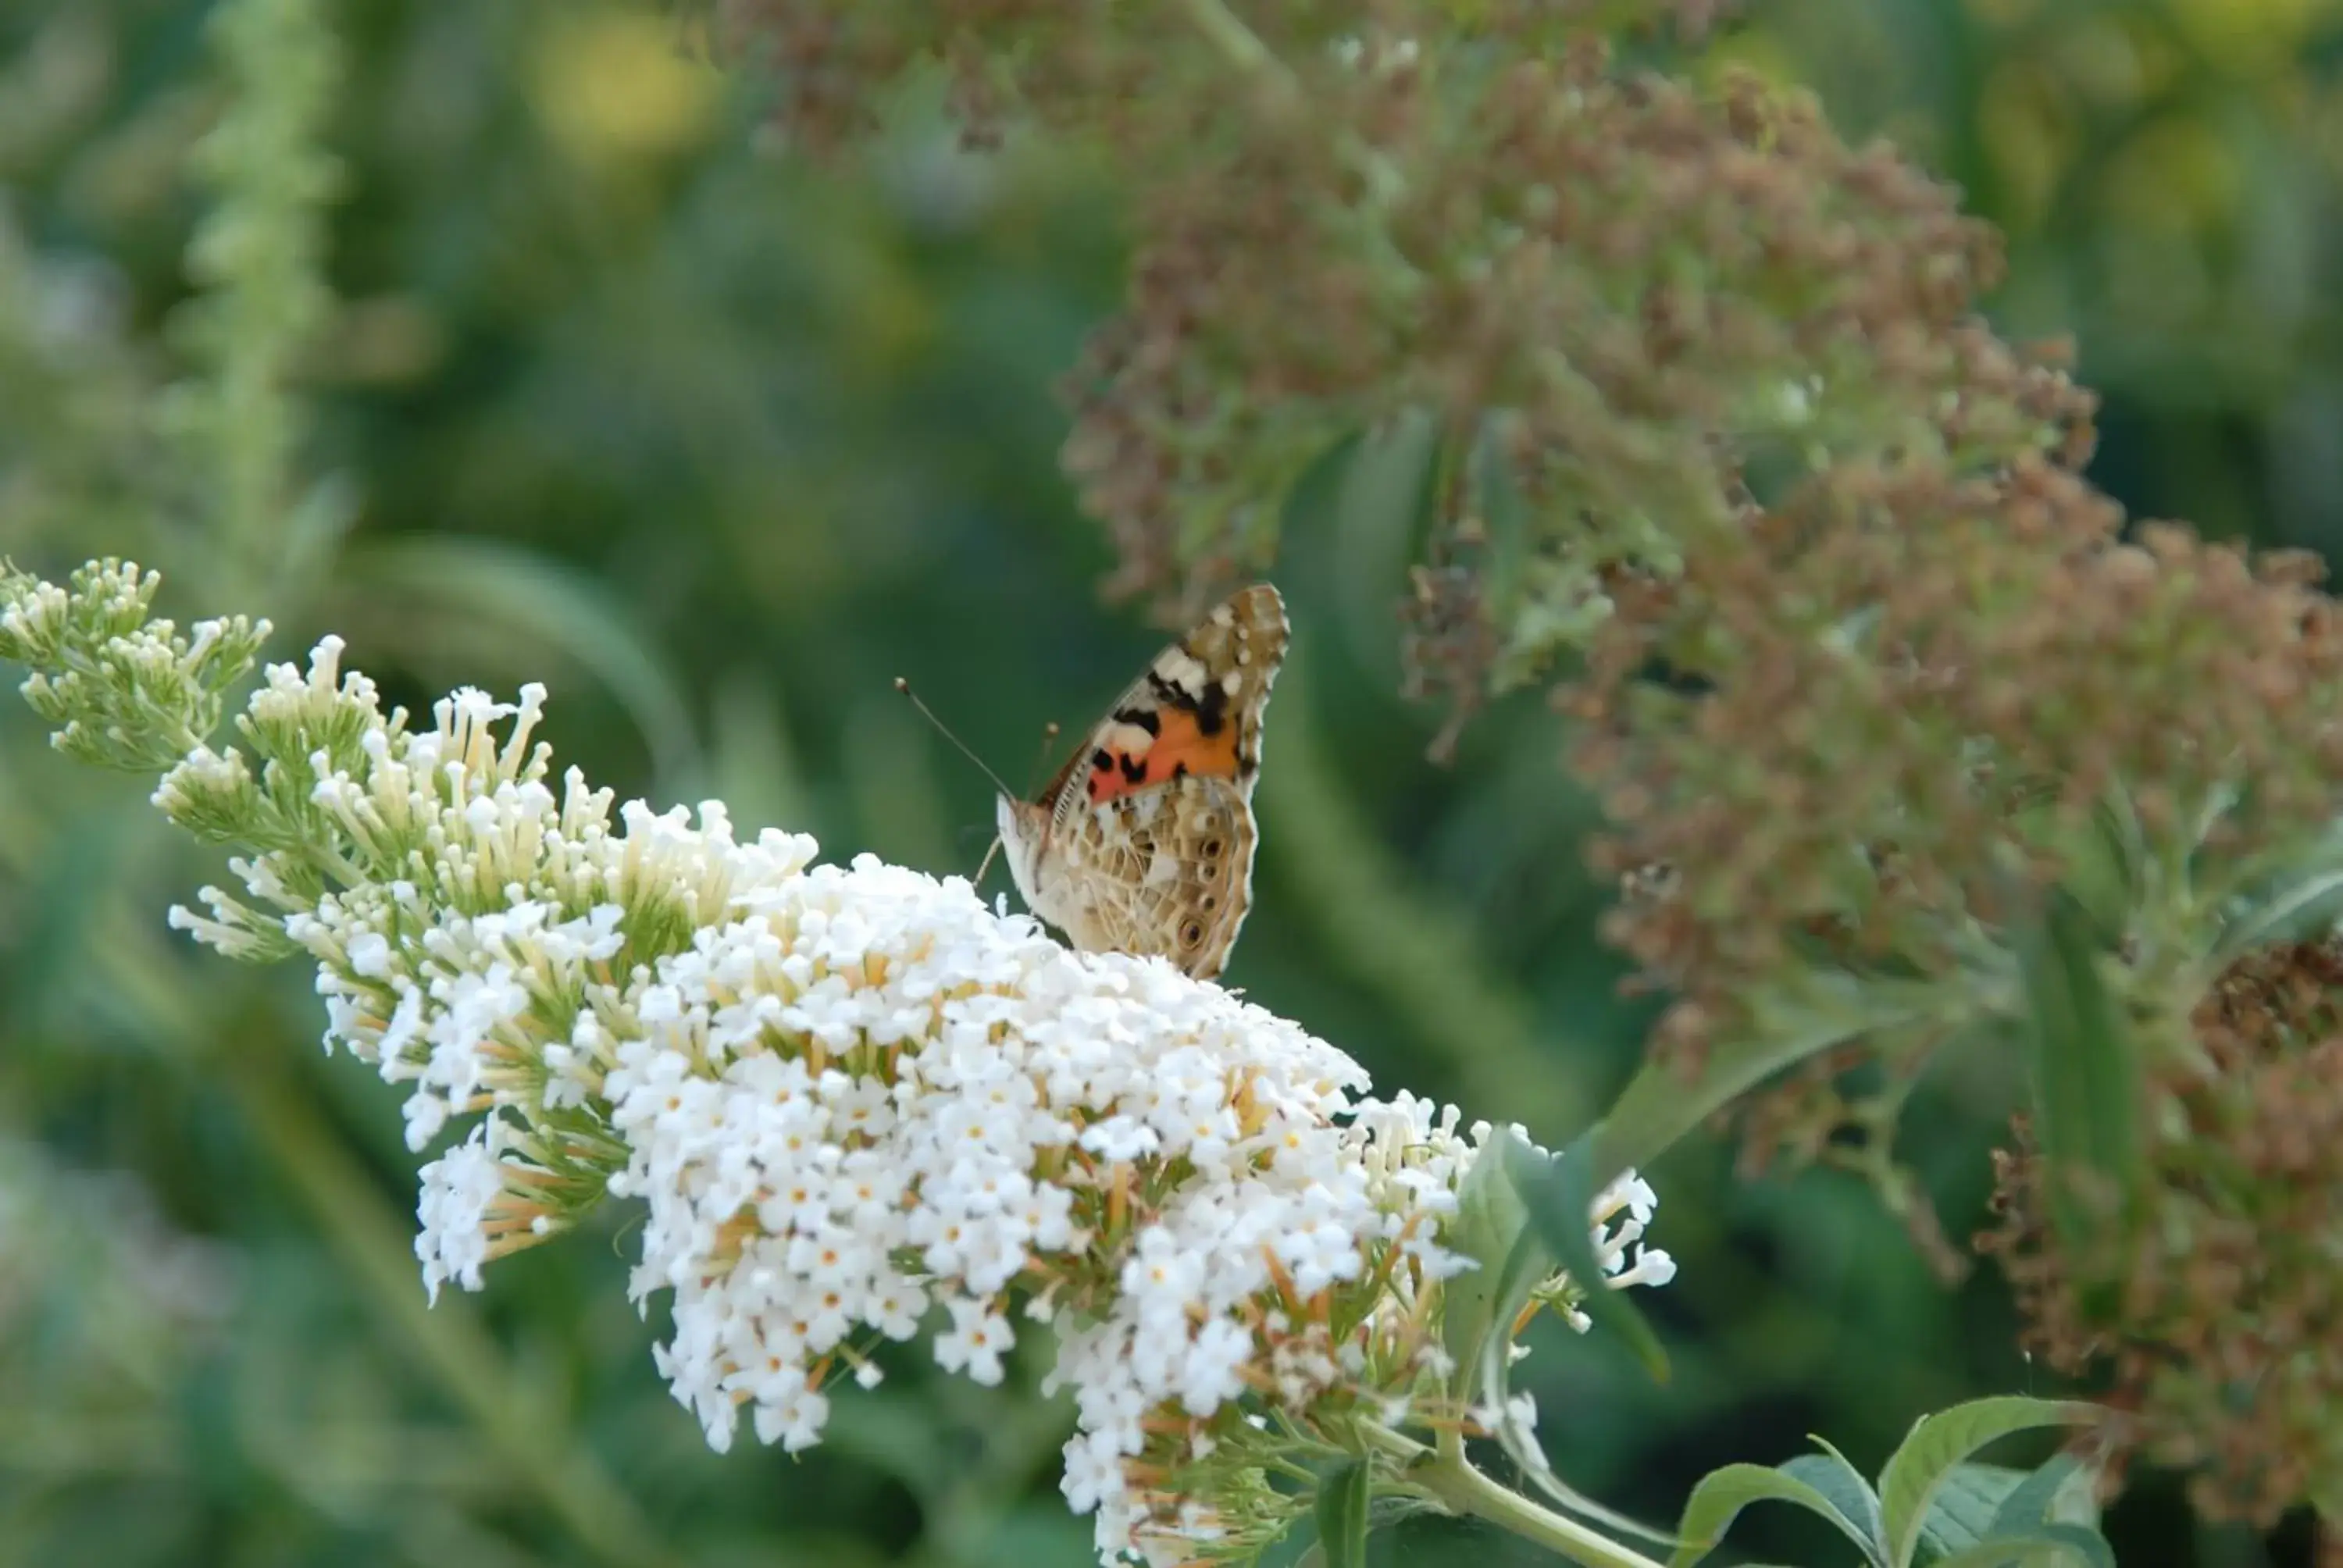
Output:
[
  {"left": 2017, "top": 891, "right": 2143, "bottom": 1290},
  {"left": 1470, "top": 413, "right": 1531, "bottom": 610},
  {"left": 1920, "top": 1524, "right": 2114, "bottom": 1568},
  {"left": 2210, "top": 816, "right": 2343, "bottom": 960},
  {"left": 1505, "top": 1135, "right": 1669, "bottom": 1382},
  {"left": 1781, "top": 1443, "right": 1885, "bottom": 1559},
  {"left": 1589, "top": 967, "right": 1945, "bottom": 1192},
  {"left": 1446, "top": 1141, "right": 1676, "bottom": 1550},
  {"left": 1314, "top": 1459, "right": 1371, "bottom": 1568},
  {"left": 1877, "top": 1398, "right": 2103, "bottom": 1568},
  {"left": 1469, "top": 1226, "right": 1554, "bottom": 1482},
  {"left": 2052, "top": 793, "right": 2145, "bottom": 941},
  {"left": 1673, "top": 1462, "right": 1887, "bottom": 1568},
  {"left": 1913, "top": 1465, "right": 2027, "bottom": 1565},
  {"left": 1440, "top": 1124, "right": 1538, "bottom": 1387},
  {"left": 1986, "top": 1455, "right": 2099, "bottom": 1538},
  {"left": 1335, "top": 407, "right": 1440, "bottom": 569}
]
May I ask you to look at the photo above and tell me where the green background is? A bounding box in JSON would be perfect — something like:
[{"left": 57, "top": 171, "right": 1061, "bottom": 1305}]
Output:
[{"left": 1, "top": 2, "right": 2336, "bottom": 1564}]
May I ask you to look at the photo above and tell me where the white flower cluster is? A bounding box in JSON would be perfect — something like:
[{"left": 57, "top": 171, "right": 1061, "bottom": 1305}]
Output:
[
  {"left": 605, "top": 867, "right": 1467, "bottom": 1484},
  {"left": 152, "top": 640, "right": 1675, "bottom": 1566}
]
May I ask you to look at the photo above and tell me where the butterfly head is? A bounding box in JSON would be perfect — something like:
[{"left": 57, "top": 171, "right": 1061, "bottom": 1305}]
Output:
[{"left": 993, "top": 792, "right": 1056, "bottom": 927}]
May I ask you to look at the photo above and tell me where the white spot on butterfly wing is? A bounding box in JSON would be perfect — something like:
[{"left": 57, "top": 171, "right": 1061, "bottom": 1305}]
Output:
[
  {"left": 1104, "top": 721, "right": 1156, "bottom": 755},
  {"left": 1157, "top": 650, "right": 1211, "bottom": 693}
]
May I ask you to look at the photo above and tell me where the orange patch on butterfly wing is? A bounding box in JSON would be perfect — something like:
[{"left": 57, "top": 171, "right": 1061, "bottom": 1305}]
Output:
[{"left": 1082, "top": 707, "right": 1245, "bottom": 804}]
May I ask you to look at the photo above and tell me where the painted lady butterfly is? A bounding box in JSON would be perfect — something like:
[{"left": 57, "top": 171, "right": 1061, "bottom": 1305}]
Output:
[{"left": 995, "top": 584, "right": 1289, "bottom": 980}]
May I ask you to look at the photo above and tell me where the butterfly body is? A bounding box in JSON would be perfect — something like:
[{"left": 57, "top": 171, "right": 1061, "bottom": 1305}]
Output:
[{"left": 996, "top": 584, "right": 1288, "bottom": 980}]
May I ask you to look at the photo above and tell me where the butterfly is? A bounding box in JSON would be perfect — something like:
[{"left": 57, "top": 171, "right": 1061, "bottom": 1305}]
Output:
[{"left": 993, "top": 584, "right": 1289, "bottom": 981}]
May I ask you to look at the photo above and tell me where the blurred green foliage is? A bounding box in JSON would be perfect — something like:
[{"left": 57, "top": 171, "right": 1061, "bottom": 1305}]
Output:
[{"left": 0, "top": 2, "right": 2336, "bottom": 1565}]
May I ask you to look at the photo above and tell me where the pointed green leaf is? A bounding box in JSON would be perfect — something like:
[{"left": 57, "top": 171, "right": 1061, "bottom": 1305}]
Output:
[
  {"left": 1470, "top": 1224, "right": 1557, "bottom": 1481},
  {"left": 1780, "top": 1445, "right": 1885, "bottom": 1559},
  {"left": 1505, "top": 1134, "right": 1668, "bottom": 1381},
  {"left": 1920, "top": 1524, "right": 2113, "bottom": 1568},
  {"left": 2210, "top": 816, "right": 2343, "bottom": 961},
  {"left": 1450, "top": 1146, "right": 1677, "bottom": 1550},
  {"left": 2054, "top": 793, "right": 2144, "bottom": 941},
  {"left": 1673, "top": 1463, "right": 1887, "bottom": 1568},
  {"left": 2018, "top": 892, "right": 2142, "bottom": 1294},
  {"left": 1441, "top": 1123, "right": 1538, "bottom": 1384},
  {"left": 1913, "top": 1465, "right": 2027, "bottom": 1564},
  {"left": 1878, "top": 1399, "right": 2102, "bottom": 1568},
  {"left": 1335, "top": 408, "right": 1440, "bottom": 566},
  {"left": 1986, "top": 1454, "right": 2099, "bottom": 1538},
  {"left": 1470, "top": 413, "right": 1530, "bottom": 611},
  {"left": 1314, "top": 1459, "right": 1371, "bottom": 1568},
  {"left": 1589, "top": 968, "right": 1943, "bottom": 1191}
]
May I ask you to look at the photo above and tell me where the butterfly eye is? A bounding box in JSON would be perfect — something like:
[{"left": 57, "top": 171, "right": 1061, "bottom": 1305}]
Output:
[{"left": 1179, "top": 919, "right": 1206, "bottom": 946}]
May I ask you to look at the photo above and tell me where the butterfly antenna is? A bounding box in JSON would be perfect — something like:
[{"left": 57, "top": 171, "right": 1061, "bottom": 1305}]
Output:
[
  {"left": 893, "top": 678, "right": 1019, "bottom": 799},
  {"left": 974, "top": 835, "right": 1004, "bottom": 889}
]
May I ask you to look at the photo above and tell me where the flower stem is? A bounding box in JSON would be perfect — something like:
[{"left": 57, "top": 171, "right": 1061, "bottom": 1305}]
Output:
[
  {"left": 1170, "top": 0, "right": 1287, "bottom": 82},
  {"left": 1362, "top": 1424, "right": 1669, "bottom": 1568}
]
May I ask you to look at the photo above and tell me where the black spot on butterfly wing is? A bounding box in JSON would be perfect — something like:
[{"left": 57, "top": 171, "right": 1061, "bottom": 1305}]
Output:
[
  {"left": 1193, "top": 682, "right": 1230, "bottom": 736},
  {"left": 1118, "top": 752, "right": 1147, "bottom": 785},
  {"left": 1143, "top": 665, "right": 1226, "bottom": 733},
  {"left": 1113, "top": 706, "right": 1161, "bottom": 736}
]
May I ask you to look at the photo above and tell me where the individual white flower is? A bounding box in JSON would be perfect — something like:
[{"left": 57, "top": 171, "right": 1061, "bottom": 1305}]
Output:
[
  {"left": 933, "top": 1296, "right": 1016, "bottom": 1385},
  {"left": 1610, "top": 1248, "right": 1678, "bottom": 1290}
]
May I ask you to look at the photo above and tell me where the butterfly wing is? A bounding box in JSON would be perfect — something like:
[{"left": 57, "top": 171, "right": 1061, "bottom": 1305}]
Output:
[
  {"left": 1004, "top": 585, "right": 1286, "bottom": 979},
  {"left": 1043, "top": 772, "right": 1257, "bottom": 979},
  {"left": 1040, "top": 583, "right": 1288, "bottom": 840}
]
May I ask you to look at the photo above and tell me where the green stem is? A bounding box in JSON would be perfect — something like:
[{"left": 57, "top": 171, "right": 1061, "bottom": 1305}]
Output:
[
  {"left": 1360, "top": 1425, "right": 1668, "bottom": 1568},
  {"left": 1168, "top": 0, "right": 1413, "bottom": 214},
  {"left": 1170, "top": 0, "right": 1289, "bottom": 83},
  {"left": 305, "top": 839, "right": 371, "bottom": 890}
]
